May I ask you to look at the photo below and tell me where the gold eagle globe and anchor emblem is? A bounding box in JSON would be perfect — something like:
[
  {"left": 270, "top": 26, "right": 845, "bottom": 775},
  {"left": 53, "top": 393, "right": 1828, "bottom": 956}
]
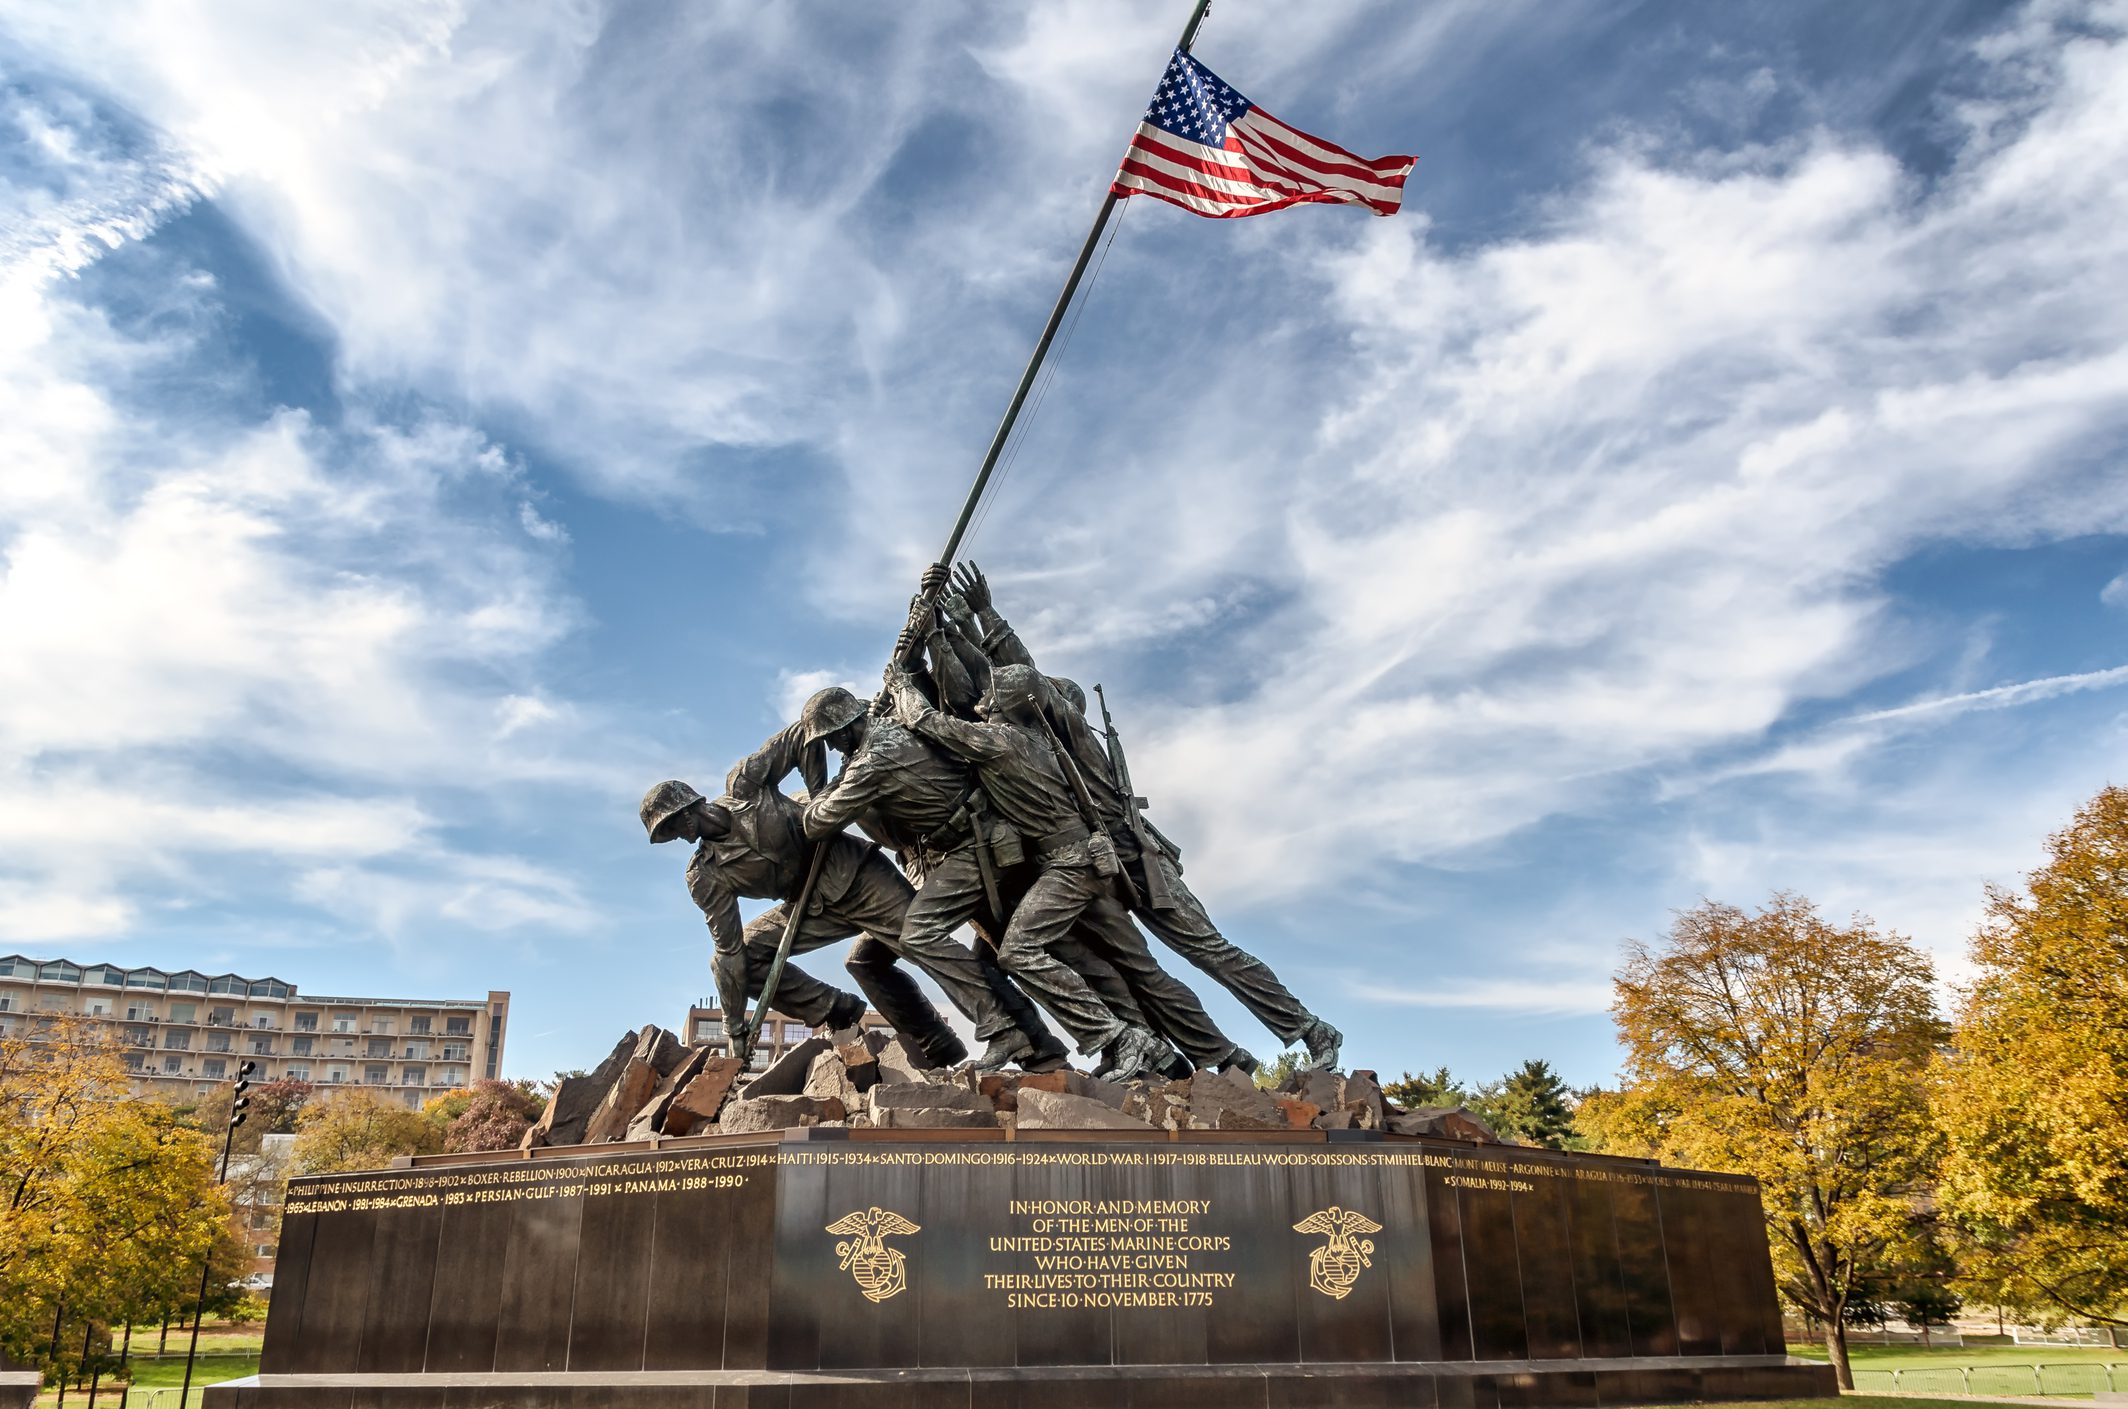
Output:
[
  {"left": 1293, "top": 1205, "right": 1383, "bottom": 1300},
  {"left": 826, "top": 1206, "right": 921, "bottom": 1303}
]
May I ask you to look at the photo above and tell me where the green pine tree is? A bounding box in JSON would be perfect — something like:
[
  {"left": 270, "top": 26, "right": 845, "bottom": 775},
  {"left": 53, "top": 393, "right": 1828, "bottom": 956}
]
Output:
[
  {"left": 1485, "top": 1059, "right": 1578, "bottom": 1149},
  {"left": 1382, "top": 1065, "right": 1465, "bottom": 1109}
]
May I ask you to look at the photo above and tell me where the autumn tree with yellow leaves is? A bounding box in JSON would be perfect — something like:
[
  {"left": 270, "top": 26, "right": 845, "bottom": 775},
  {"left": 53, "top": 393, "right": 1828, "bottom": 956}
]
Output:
[
  {"left": 1936, "top": 785, "right": 2128, "bottom": 1335},
  {"left": 1, "top": 1012, "right": 233, "bottom": 1368},
  {"left": 292, "top": 1087, "right": 445, "bottom": 1174},
  {"left": 1588, "top": 893, "right": 1944, "bottom": 1388}
]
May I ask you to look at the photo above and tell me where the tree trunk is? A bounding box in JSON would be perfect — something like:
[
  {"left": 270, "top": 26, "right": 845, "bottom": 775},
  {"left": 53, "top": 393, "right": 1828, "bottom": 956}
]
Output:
[
  {"left": 1824, "top": 1319, "right": 1854, "bottom": 1391},
  {"left": 157, "top": 1311, "right": 169, "bottom": 1355}
]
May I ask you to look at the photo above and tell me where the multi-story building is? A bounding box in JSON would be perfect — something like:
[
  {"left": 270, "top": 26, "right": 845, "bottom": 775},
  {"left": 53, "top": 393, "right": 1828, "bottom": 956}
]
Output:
[
  {"left": 0, "top": 954, "right": 509, "bottom": 1108},
  {"left": 683, "top": 999, "right": 893, "bottom": 1071},
  {"left": 228, "top": 1132, "right": 297, "bottom": 1285}
]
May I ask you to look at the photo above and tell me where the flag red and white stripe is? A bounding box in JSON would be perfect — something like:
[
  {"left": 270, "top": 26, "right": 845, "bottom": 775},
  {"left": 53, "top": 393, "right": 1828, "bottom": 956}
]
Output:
[{"left": 1110, "top": 51, "right": 1417, "bottom": 219}]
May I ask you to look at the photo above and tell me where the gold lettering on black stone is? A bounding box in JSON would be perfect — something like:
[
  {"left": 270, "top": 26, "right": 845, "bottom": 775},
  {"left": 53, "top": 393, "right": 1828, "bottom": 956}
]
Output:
[{"left": 983, "top": 1197, "right": 1236, "bottom": 1310}]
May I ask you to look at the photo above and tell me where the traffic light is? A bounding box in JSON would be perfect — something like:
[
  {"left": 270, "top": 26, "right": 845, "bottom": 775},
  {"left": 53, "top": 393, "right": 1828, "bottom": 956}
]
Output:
[{"left": 231, "top": 1059, "right": 258, "bottom": 1129}]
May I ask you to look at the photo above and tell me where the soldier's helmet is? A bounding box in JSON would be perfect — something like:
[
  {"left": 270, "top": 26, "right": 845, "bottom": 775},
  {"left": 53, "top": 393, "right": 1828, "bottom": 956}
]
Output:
[
  {"left": 987, "top": 664, "right": 1043, "bottom": 714},
  {"left": 801, "top": 686, "right": 867, "bottom": 745},
  {"left": 1047, "top": 676, "right": 1086, "bottom": 714},
  {"left": 639, "top": 779, "right": 706, "bottom": 844}
]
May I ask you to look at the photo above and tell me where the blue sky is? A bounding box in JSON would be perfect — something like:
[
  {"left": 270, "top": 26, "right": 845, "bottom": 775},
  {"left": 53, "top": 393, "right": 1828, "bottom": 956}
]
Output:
[{"left": 3, "top": 0, "right": 2125, "bottom": 1090}]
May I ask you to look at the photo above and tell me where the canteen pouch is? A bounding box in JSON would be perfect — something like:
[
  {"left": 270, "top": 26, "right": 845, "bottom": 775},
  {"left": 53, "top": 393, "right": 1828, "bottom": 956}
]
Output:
[{"left": 1085, "top": 828, "right": 1124, "bottom": 879}]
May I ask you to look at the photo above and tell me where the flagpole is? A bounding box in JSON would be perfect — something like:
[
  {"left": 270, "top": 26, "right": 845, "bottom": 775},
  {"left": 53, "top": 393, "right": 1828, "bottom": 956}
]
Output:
[
  {"left": 738, "top": 0, "right": 1211, "bottom": 1063},
  {"left": 937, "top": 0, "right": 1212, "bottom": 567}
]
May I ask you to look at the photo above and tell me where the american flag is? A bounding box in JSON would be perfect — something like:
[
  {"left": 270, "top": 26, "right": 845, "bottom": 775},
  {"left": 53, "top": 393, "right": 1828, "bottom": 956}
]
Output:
[{"left": 1111, "top": 51, "right": 1417, "bottom": 218}]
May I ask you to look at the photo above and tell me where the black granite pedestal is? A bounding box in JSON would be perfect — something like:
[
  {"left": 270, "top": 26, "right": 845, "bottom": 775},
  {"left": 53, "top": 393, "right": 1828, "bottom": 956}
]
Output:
[
  {"left": 208, "top": 1128, "right": 1836, "bottom": 1409},
  {"left": 0, "top": 1347, "right": 38, "bottom": 1409}
]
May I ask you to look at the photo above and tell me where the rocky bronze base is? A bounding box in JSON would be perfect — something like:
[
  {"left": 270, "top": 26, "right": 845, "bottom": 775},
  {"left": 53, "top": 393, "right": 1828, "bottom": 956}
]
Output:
[
  {"left": 209, "top": 1356, "right": 1836, "bottom": 1408},
  {"left": 214, "top": 1128, "right": 1835, "bottom": 1409}
]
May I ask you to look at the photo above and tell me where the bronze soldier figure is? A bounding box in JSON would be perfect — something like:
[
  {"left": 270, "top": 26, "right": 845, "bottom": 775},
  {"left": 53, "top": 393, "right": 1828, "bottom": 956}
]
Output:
[
  {"left": 951, "top": 561, "right": 1345, "bottom": 1071},
  {"left": 640, "top": 725, "right": 971, "bottom": 1068},
  {"left": 794, "top": 685, "right": 1072, "bottom": 1071},
  {"left": 899, "top": 575, "right": 1255, "bottom": 1076},
  {"left": 888, "top": 661, "right": 1178, "bottom": 1081},
  {"left": 800, "top": 683, "right": 1227, "bottom": 1076}
]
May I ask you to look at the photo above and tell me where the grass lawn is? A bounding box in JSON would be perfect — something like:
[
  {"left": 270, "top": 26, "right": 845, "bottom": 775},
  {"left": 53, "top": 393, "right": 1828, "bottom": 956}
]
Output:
[
  {"left": 30, "top": 1351, "right": 260, "bottom": 1409},
  {"left": 1785, "top": 1341, "right": 2125, "bottom": 1399},
  {"left": 1788, "top": 1342, "right": 2126, "bottom": 1367},
  {"left": 125, "top": 1327, "right": 264, "bottom": 1359}
]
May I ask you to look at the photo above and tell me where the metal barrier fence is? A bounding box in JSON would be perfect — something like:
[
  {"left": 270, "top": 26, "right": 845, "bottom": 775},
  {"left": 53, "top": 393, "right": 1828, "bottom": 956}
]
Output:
[{"left": 1851, "top": 1362, "right": 2128, "bottom": 1396}]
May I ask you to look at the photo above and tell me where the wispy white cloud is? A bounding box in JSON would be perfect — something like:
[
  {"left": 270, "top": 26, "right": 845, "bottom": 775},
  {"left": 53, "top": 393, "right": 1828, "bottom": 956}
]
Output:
[
  {"left": 1350, "top": 975, "right": 1615, "bottom": 1017},
  {"left": 0, "top": 116, "right": 636, "bottom": 942},
  {"left": 1047, "top": 2, "right": 2128, "bottom": 906},
  {"left": 1675, "top": 664, "right": 2128, "bottom": 792}
]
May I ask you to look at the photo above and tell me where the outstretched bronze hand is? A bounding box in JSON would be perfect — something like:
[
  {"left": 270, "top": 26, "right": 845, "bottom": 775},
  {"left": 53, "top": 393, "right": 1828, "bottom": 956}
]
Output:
[
  {"left": 938, "top": 590, "right": 977, "bottom": 635},
  {"left": 953, "top": 561, "right": 991, "bottom": 612}
]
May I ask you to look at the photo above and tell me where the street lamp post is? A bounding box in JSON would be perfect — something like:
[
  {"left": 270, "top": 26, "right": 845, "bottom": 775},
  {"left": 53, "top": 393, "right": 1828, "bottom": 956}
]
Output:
[{"left": 177, "top": 1060, "right": 253, "bottom": 1409}]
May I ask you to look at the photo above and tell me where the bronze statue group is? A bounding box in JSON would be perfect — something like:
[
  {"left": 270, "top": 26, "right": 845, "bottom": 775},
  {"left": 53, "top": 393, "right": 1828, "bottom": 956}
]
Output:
[{"left": 640, "top": 563, "right": 1341, "bottom": 1084}]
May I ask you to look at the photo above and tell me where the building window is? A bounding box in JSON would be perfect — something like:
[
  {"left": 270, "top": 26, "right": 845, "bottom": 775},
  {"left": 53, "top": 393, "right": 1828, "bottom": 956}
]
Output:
[
  {"left": 328, "top": 1067, "right": 349, "bottom": 1084},
  {"left": 371, "top": 1018, "right": 394, "bottom": 1035},
  {"left": 366, "top": 1038, "right": 390, "bottom": 1058},
  {"left": 203, "top": 1058, "right": 226, "bottom": 1079},
  {"left": 332, "top": 1014, "right": 355, "bottom": 1032},
  {"left": 695, "top": 1019, "right": 725, "bottom": 1042},
  {"left": 445, "top": 1016, "right": 471, "bottom": 1035},
  {"left": 169, "top": 973, "right": 208, "bottom": 994},
  {"left": 364, "top": 1065, "right": 387, "bottom": 1085},
  {"left": 409, "top": 1016, "right": 431, "bottom": 1035},
  {"left": 294, "top": 1012, "right": 318, "bottom": 1031},
  {"left": 402, "top": 1065, "right": 426, "bottom": 1086},
  {"left": 208, "top": 976, "right": 245, "bottom": 996},
  {"left": 162, "top": 1056, "right": 181, "bottom": 1074},
  {"left": 90, "top": 966, "right": 128, "bottom": 986},
  {"left": 39, "top": 961, "right": 83, "bottom": 983},
  {"left": 126, "top": 971, "right": 167, "bottom": 989},
  {"left": 169, "top": 1002, "right": 196, "bottom": 1024},
  {"left": 164, "top": 1033, "right": 189, "bottom": 1050},
  {"left": 284, "top": 1064, "right": 309, "bottom": 1081},
  {"left": 292, "top": 1036, "right": 313, "bottom": 1056},
  {"left": 248, "top": 1037, "right": 272, "bottom": 1055}
]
